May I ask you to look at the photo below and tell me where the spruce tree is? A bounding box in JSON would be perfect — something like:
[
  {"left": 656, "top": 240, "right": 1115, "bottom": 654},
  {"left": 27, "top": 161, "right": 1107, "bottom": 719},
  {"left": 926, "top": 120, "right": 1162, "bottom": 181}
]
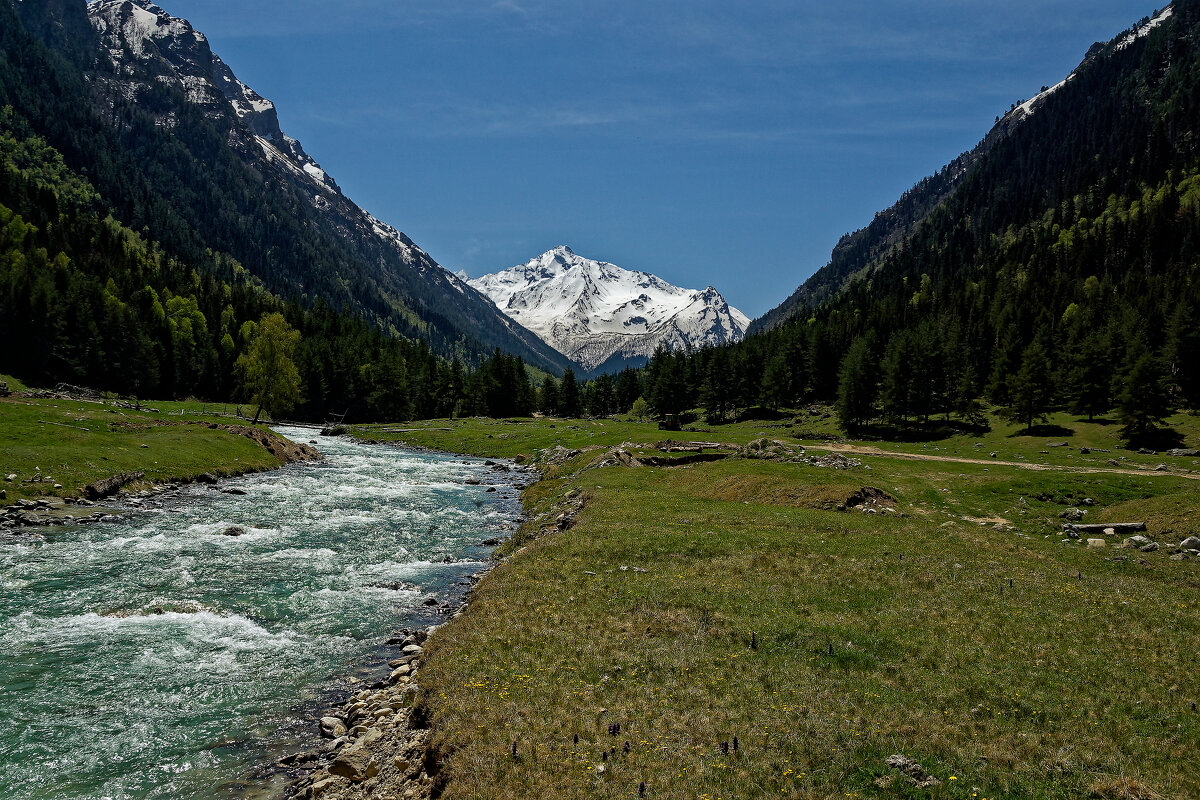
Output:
[
  {"left": 1004, "top": 340, "right": 1053, "bottom": 432},
  {"left": 540, "top": 376, "right": 559, "bottom": 415},
  {"left": 559, "top": 368, "right": 581, "bottom": 417},
  {"left": 1116, "top": 347, "right": 1171, "bottom": 443},
  {"left": 836, "top": 335, "right": 877, "bottom": 432},
  {"left": 1067, "top": 332, "right": 1112, "bottom": 421}
]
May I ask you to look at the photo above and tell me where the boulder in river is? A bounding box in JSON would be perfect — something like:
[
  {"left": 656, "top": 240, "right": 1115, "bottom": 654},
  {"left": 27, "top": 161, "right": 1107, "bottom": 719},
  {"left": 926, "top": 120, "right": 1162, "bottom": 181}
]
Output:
[
  {"left": 319, "top": 716, "right": 347, "bottom": 738},
  {"left": 222, "top": 526, "right": 245, "bottom": 537}
]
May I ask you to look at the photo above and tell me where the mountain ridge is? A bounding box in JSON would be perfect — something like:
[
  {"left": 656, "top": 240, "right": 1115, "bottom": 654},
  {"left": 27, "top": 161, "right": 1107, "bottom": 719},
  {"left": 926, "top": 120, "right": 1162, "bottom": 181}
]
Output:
[{"left": 752, "top": 4, "right": 1181, "bottom": 333}]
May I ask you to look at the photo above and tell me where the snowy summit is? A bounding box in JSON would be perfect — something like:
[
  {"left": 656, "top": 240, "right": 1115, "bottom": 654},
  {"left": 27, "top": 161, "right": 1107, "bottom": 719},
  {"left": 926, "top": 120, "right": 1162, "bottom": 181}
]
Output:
[{"left": 469, "top": 247, "right": 750, "bottom": 373}]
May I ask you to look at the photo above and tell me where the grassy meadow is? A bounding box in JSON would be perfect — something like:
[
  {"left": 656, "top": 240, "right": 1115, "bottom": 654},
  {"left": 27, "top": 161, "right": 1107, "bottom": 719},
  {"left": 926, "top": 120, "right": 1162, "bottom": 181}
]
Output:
[
  {"left": 0, "top": 375, "right": 294, "bottom": 502},
  {"left": 356, "top": 412, "right": 1200, "bottom": 799}
]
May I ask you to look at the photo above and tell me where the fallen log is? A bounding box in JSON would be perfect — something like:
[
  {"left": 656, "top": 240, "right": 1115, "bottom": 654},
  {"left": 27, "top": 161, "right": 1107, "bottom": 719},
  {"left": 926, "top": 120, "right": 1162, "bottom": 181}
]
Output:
[
  {"left": 84, "top": 471, "right": 144, "bottom": 500},
  {"left": 1064, "top": 521, "right": 1146, "bottom": 534}
]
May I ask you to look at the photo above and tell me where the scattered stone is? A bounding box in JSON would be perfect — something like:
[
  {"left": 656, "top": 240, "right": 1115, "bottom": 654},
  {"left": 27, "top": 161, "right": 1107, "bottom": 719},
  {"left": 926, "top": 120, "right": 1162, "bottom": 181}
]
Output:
[
  {"left": 1167, "top": 448, "right": 1200, "bottom": 457},
  {"left": 838, "top": 486, "right": 897, "bottom": 513},
  {"left": 1087, "top": 538, "right": 1106, "bottom": 548},
  {"left": 1155, "top": 464, "right": 1169, "bottom": 472},
  {"left": 1123, "top": 535, "right": 1151, "bottom": 549},
  {"left": 319, "top": 717, "right": 347, "bottom": 738},
  {"left": 1182, "top": 536, "right": 1200, "bottom": 552},
  {"left": 1140, "top": 542, "right": 1160, "bottom": 552},
  {"left": 402, "top": 644, "right": 423, "bottom": 656},
  {"left": 84, "top": 471, "right": 144, "bottom": 500},
  {"left": 1060, "top": 507, "right": 1086, "bottom": 521},
  {"left": 884, "top": 754, "right": 940, "bottom": 789},
  {"left": 310, "top": 777, "right": 341, "bottom": 796},
  {"left": 812, "top": 452, "right": 862, "bottom": 470},
  {"left": 4, "top": 474, "right": 14, "bottom": 482},
  {"left": 329, "top": 729, "right": 383, "bottom": 781},
  {"left": 1138, "top": 447, "right": 1156, "bottom": 455}
]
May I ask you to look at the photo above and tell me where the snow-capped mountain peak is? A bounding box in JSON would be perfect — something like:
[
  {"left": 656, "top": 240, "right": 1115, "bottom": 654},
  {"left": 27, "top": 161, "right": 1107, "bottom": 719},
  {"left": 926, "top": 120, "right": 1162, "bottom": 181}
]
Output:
[{"left": 469, "top": 248, "right": 750, "bottom": 373}]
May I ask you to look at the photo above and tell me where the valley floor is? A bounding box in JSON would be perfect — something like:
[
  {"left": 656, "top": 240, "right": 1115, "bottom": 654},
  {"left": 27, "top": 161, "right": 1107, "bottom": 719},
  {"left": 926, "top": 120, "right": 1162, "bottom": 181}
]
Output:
[{"left": 338, "top": 412, "right": 1200, "bottom": 800}]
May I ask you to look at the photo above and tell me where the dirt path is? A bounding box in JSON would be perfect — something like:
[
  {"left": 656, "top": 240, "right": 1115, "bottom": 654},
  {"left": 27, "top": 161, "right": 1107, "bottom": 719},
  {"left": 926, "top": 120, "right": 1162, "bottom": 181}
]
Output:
[{"left": 803, "top": 443, "right": 1200, "bottom": 481}]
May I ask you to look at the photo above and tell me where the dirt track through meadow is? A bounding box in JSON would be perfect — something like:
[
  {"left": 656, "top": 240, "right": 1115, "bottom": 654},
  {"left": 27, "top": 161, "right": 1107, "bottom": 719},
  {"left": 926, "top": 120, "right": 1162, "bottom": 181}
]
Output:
[{"left": 802, "top": 442, "right": 1200, "bottom": 481}]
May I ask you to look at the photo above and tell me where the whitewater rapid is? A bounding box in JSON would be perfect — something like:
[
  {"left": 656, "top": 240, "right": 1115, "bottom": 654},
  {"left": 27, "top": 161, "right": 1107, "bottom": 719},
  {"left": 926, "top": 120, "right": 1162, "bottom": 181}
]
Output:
[{"left": 0, "top": 427, "right": 525, "bottom": 799}]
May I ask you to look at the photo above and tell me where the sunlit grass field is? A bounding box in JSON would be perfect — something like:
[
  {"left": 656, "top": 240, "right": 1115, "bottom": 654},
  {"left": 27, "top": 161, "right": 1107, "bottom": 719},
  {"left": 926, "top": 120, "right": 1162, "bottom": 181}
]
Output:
[
  {"left": 0, "top": 375, "right": 289, "bottom": 502},
  {"left": 362, "top": 413, "right": 1200, "bottom": 799}
]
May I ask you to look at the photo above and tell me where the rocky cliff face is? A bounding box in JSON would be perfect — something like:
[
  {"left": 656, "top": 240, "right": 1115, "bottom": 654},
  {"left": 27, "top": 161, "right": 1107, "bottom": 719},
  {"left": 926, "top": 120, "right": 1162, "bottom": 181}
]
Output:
[{"left": 470, "top": 246, "right": 749, "bottom": 373}]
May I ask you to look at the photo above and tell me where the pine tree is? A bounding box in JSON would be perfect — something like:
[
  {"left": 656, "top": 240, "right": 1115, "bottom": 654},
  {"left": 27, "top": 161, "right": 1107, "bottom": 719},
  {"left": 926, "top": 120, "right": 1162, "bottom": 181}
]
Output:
[
  {"left": 540, "top": 376, "right": 559, "bottom": 415},
  {"left": 1067, "top": 331, "right": 1112, "bottom": 421},
  {"left": 1116, "top": 346, "right": 1171, "bottom": 442},
  {"left": 835, "top": 335, "right": 877, "bottom": 432},
  {"left": 1004, "top": 340, "right": 1053, "bottom": 432},
  {"left": 759, "top": 352, "right": 791, "bottom": 411},
  {"left": 559, "top": 368, "right": 581, "bottom": 417}
]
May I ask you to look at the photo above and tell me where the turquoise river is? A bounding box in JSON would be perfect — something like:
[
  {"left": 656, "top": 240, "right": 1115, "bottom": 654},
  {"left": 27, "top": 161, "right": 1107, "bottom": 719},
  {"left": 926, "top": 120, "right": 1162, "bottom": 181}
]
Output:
[{"left": 0, "top": 427, "right": 525, "bottom": 799}]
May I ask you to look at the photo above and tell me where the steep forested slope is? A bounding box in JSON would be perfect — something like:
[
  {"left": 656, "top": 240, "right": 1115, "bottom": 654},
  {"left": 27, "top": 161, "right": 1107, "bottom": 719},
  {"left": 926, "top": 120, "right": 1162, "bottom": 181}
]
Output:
[
  {"left": 645, "top": 4, "right": 1200, "bottom": 433},
  {"left": 0, "top": 0, "right": 570, "bottom": 374}
]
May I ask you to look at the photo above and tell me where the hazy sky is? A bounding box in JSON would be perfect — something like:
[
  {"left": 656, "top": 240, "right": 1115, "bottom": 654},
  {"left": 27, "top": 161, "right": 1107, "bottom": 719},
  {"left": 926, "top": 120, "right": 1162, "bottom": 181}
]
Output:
[{"left": 164, "top": 0, "right": 1162, "bottom": 317}]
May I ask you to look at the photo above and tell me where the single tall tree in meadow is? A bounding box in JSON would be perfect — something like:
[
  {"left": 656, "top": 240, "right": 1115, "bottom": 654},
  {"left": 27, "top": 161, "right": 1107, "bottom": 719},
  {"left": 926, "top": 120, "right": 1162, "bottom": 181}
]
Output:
[{"left": 236, "top": 312, "right": 302, "bottom": 425}]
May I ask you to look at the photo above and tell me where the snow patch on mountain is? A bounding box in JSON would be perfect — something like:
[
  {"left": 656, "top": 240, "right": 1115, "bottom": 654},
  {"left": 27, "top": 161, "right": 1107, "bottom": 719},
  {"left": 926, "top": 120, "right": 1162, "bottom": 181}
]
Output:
[
  {"left": 470, "top": 247, "right": 750, "bottom": 372},
  {"left": 1117, "top": 6, "right": 1174, "bottom": 50}
]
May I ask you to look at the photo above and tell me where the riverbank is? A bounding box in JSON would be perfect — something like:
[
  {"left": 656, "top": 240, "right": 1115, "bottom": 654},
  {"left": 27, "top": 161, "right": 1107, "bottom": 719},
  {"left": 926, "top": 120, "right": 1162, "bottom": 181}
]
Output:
[
  {"left": 270, "top": 444, "right": 535, "bottom": 800},
  {"left": 1, "top": 427, "right": 524, "bottom": 800},
  {"left": 0, "top": 391, "right": 320, "bottom": 528},
  {"left": 323, "top": 415, "right": 1200, "bottom": 799}
]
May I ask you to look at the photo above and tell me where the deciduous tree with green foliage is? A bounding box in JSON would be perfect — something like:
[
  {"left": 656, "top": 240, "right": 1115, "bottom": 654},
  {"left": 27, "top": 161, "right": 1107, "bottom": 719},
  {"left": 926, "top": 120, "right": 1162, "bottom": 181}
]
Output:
[{"left": 236, "top": 312, "right": 301, "bottom": 424}]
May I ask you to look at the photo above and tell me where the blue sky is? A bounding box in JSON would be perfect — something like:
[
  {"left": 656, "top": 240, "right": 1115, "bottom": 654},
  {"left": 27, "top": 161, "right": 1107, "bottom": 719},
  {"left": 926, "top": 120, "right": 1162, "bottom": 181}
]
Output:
[{"left": 166, "top": 0, "right": 1162, "bottom": 318}]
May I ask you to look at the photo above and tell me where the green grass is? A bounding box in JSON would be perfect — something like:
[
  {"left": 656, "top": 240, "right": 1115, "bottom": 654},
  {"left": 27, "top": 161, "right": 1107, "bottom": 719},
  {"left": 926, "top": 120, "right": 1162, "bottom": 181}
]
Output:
[
  {"left": 364, "top": 416, "right": 1200, "bottom": 799},
  {"left": 790, "top": 407, "right": 1200, "bottom": 474},
  {"left": 0, "top": 393, "right": 287, "bottom": 502}
]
